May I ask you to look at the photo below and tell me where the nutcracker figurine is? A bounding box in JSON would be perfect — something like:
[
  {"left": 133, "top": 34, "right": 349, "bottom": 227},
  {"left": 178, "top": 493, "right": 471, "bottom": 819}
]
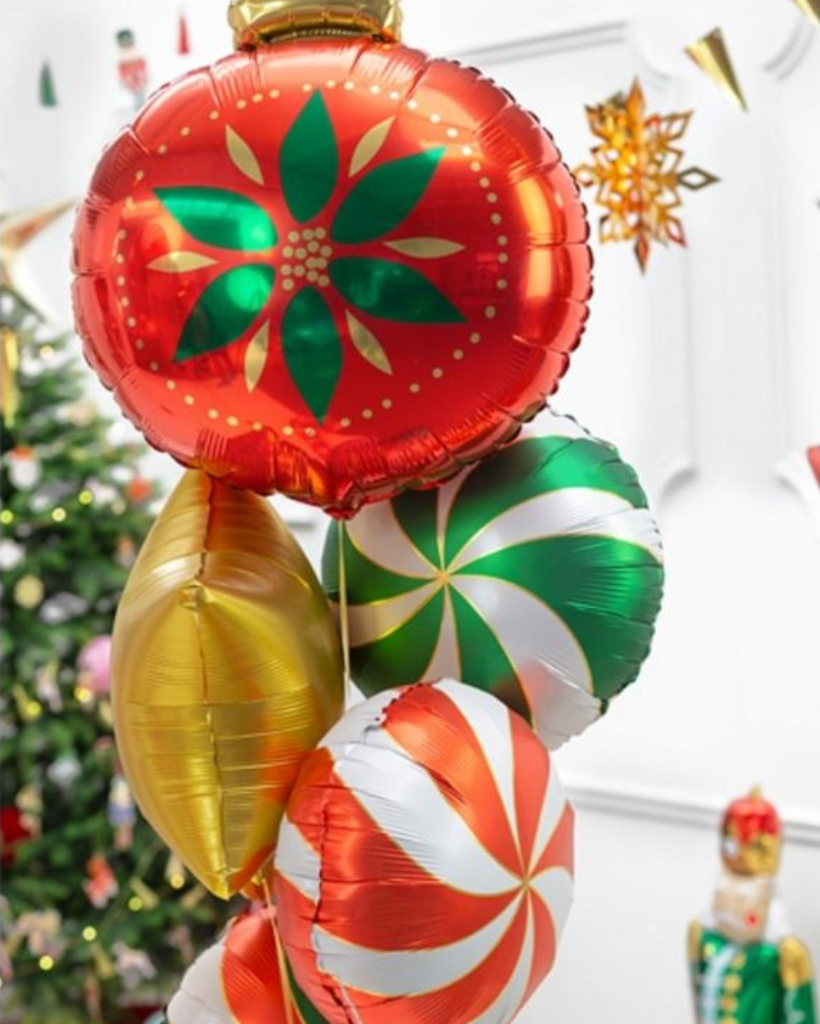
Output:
[
  {"left": 116, "top": 29, "right": 149, "bottom": 109},
  {"left": 688, "top": 788, "right": 816, "bottom": 1024}
]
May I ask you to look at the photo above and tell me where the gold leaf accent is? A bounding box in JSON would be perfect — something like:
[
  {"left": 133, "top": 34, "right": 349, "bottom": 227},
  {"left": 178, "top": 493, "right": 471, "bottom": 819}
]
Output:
[
  {"left": 226, "top": 125, "right": 264, "bottom": 185},
  {"left": 148, "top": 252, "right": 219, "bottom": 272},
  {"left": 384, "top": 238, "right": 465, "bottom": 259},
  {"left": 244, "top": 321, "right": 270, "bottom": 392},
  {"left": 345, "top": 312, "right": 392, "bottom": 375},
  {"left": 349, "top": 117, "right": 395, "bottom": 177}
]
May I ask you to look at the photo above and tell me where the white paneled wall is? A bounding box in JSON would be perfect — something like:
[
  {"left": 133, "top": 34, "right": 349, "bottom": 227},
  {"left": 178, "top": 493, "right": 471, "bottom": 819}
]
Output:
[{"left": 2, "top": 2, "right": 818, "bottom": 1022}]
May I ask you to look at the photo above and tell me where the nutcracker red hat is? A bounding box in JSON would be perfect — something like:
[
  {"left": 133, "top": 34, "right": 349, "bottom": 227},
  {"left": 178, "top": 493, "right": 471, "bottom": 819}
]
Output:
[{"left": 721, "top": 787, "right": 783, "bottom": 877}]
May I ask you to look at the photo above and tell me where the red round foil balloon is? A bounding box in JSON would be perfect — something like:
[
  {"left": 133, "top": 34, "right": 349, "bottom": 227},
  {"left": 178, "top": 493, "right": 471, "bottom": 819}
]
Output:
[{"left": 74, "top": 39, "right": 591, "bottom": 514}]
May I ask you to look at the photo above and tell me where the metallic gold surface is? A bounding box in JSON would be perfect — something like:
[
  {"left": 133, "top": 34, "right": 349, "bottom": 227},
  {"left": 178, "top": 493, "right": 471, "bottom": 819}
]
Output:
[
  {"left": 245, "top": 321, "right": 271, "bottom": 390},
  {"left": 228, "top": 0, "right": 402, "bottom": 47},
  {"left": 780, "top": 937, "right": 814, "bottom": 989},
  {"left": 686, "top": 28, "right": 748, "bottom": 111},
  {"left": 792, "top": 0, "right": 820, "bottom": 25},
  {"left": 345, "top": 311, "right": 392, "bottom": 375},
  {"left": 575, "top": 79, "right": 719, "bottom": 271},
  {"left": 111, "top": 471, "right": 344, "bottom": 899},
  {"left": 349, "top": 116, "right": 395, "bottom": 176},
  {"left": 147, "top": 252, "right": 218, "bottom": 273},
  {"left": 1, "top": 326, "right": 20, "bottom": 428},
  {"left": 1, "top": 199, "right": 75, "bottom": 312},
  {"left": 688, "top": 921, "right": 703, "bottom": 963},
  {"left": 226, "top": 126, "right": 265, "bottom": 185}
]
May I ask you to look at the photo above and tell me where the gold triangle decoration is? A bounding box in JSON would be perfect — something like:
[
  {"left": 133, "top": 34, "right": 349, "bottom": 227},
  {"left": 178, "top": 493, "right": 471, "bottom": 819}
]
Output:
[
  {"left": 792, "top": 0, "right": 819, "bottom": 25},
  {"left": 685, "top": 28, "right": 747, "bottom": 112}
]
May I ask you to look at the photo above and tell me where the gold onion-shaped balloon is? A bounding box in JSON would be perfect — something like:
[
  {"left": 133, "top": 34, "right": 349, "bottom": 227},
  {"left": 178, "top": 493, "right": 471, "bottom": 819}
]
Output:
[
  {"left": 111, "top": 471, "right": 344, "bottom": 899},
  {"left": 228, "top": 0, "right": 403, "bottom": 47}
]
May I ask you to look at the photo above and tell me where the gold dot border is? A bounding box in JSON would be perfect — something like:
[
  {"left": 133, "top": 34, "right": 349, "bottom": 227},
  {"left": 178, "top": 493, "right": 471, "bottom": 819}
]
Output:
[{"left": 117, "top": 80, "right": 509, "bottom": 439}]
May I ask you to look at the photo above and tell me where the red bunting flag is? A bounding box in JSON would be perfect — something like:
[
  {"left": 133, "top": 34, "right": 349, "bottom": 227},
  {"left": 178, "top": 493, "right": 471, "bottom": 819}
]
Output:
[{"left": 178, "top": 12, "right": 190, "bottom": 55}]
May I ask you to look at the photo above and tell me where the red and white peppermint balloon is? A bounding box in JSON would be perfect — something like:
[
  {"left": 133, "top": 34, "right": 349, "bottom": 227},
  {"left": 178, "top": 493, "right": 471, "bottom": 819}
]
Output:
[
  {"left": 166, "top": 908, "right": 327, "bottom": 1024},
  {"left": 275, "top": 680, "right": 574, "bottom": 1024}
]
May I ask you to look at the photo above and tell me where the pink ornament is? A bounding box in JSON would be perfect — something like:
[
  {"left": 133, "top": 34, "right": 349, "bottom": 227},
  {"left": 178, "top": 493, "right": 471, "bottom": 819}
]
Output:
[{"left": 77, "top": 635, "right": 112, "bottom": 694}]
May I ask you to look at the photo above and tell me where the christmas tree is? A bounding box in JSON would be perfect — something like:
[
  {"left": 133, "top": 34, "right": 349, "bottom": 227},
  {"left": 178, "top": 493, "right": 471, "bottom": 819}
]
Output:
[{"left": 0, "top": 288, "right": 232, "bottom": 1024}]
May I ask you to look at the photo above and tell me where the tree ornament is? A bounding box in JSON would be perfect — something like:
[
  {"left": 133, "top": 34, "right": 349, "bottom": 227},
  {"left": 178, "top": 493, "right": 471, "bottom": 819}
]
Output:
[
  {"left": 0, "top": 807, "right": 33, "bottom": 866},
  {"left": 35, "top": 662, "right": 63, "bottom": 713},
  {"left": 685, "top": 27, "right": 748, "bottom": 112},
  {"left": 165, "top": 852, "right": 187, "bottom": 892},
  {"left": 84, "top": 855, "right": 119, "bottom": 909},
  {"left": 39, "top": 61, "right": 57, "bottom": 107},
  {"left": 14, "top": 910, "right": 63, "bottom": 959},
  {"left": 108, "top": 774, "right": 138, "bottom": 851},
  {"left": 111, "top": 470, "right": 344, "bottom": 899},
  {"left": 0, "top": 539, "right": 24, "bottom": 571},
  {"left": 87, "top": 480, "right": 118, "bottom": 505},
  {"left": 5, "top": 446, "right": 42, "bottom": 491},
  {"left": 324, "top": 410, "right": 664, "bottom": 748},
  {"left": 60, "top": 400, "right": 98, "bottom": 427},
  {"left": 126, "top": 476, "right": 153, "bottom": 503},
  {"left": 688, "top": 789, "right": 817, "bottom": 1023},
  {"left": 167, "top": 906, "right": 327, "bottom": 1024},
  {"left": 166, "top": 923, "right": 195, "bottom": 963},
  {"left": 73, "top": 0, "right": 591, "bottom": 514},
  {"left": 115, "top": 535, "right": 137, "bottom": 568},
  {"left": 35, "top": 665, "right": 62, "bottom": 712},
  {"left": 15, "top": 782, "right": 43, "bottom": 834},
  {"left": 47, "top": 753, "right": 83, "bottom": 791},
  {"left": 575, "top": 79, "right": 718, "bottom": 271},
  {"left": 40, "top": 591, "right": 89, "bottom": 625},
  {"left": 77, "top": 635, "right": 112, "bottom": 695},
  {"left": 113, "top": 942, "right": 157, "bottom": 991},
  {"left": 13, "top": 574, "right": 44, "bottom": 610},
  {"left": 276, "top": 681, "right": 574, "bottom": 1024}
]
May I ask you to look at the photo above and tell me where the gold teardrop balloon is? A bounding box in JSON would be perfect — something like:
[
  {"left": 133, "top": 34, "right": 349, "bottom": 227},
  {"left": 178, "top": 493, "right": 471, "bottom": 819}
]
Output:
[{"left": 111, "top": 471, "right": 344, "bottom": 899}]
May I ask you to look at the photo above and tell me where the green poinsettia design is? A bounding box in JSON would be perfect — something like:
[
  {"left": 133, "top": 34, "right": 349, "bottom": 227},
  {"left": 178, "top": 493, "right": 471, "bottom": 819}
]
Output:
[{"left": 149, "top": 92, "right": 466, "bottom": 421}]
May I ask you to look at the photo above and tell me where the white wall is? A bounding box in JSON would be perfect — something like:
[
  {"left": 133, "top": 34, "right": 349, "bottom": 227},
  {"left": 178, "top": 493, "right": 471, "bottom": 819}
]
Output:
[{"left": 2, "top": 2, "right": 819, "bottom": 1022}]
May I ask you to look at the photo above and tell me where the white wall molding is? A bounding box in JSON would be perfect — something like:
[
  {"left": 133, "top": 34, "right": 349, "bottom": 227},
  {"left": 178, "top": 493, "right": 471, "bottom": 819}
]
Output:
[
  {"left": 763, "top": 13, "right": 817, "bottom": 81},
  {"left": 565, "top": 775, "right": 820, "bottom": 848},
  {"left": 448, "top": 19, "right": 629, "bottom": 67}
]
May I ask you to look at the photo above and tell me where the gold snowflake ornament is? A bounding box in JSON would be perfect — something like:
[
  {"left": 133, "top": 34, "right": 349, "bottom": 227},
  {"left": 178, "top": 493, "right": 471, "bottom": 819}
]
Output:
[{"left": 574, "top": 79, "right": 718, "bottom": 271}]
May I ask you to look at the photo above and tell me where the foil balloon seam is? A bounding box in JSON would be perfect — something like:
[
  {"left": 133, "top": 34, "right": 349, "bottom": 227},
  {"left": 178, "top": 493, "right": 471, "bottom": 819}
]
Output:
[{"left": 73, "top": 38, "right": 592, "bottom": 511}]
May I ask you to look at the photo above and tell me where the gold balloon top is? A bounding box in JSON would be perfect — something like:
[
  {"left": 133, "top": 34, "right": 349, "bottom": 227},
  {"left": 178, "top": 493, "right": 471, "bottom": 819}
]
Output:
[{"left": 229, "top": 0, "right": 402, "bottom": 47}]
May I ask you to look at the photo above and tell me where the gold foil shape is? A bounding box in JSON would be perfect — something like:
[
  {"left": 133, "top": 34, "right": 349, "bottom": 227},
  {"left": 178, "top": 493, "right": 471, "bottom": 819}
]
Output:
[
  {"left": 244, "top": 321, "right": 270, "bottom": 391},
  {"left": 686, "top": 28, "right": 748, "bottom": 111},
  {"left": 575, "top": 79, "right": 719, "bottom": 272},
  {"left": 345, "top": 311, "right": 392, "bottom": 374},
  {"left": 226, "top": 126, "right": 265, "bottom": 185},
  {"left": 792, "top": 0, "right": 819, "bottom": 25},
  {"left": 385, "top": 238, "right": 465, "bottom": 259},
  {"left": 147, "top": 252, "right": 218, "bottom": 273},
  {"left": 349, "top": 117, "right": 395, "bottom": 176},
  {"left": 228, "top": 0, "right": 403, "bottom": 47},
  {"left": 111, "top": 471, "right": 344, "bottom": 899}
]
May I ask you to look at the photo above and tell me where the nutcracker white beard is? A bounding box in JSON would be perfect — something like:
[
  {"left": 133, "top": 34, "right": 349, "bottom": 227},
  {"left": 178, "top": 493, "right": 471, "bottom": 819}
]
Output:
[{"left": 712, "top": 872, "right": 775, "bottom": 944}]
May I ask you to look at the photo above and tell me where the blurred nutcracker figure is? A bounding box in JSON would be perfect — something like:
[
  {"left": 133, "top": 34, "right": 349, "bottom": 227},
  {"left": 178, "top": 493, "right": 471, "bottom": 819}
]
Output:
[
  {"left": 688, "top": 789, "right": 816, "bottom": 1024},
  {"left": 116, "top": 29, "right": 148, "bottom": 109}
]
